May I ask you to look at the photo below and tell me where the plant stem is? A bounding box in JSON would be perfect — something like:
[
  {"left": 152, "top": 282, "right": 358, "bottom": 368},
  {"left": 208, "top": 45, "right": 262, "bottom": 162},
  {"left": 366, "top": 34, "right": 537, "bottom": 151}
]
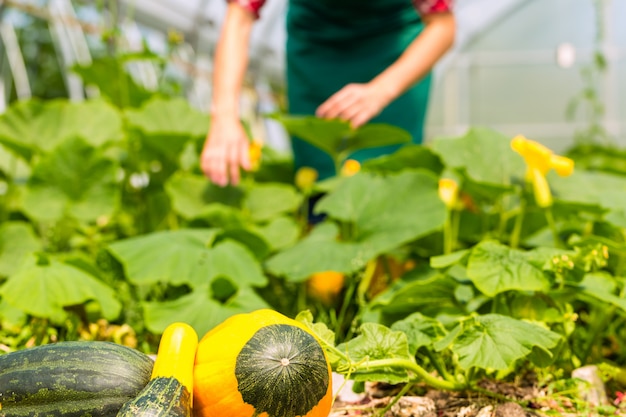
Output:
[
  {"left": 351, "top": 358, "right": 465, "bottom": 391},
  {"left": 510, "top": 199, "right": 526, "bottom": 249},
  {"left": 544, "top": 207, "right": 561, "bottom": 248},
  {"left": 443, "top": 208, "right": 454, "bottom": 254}
]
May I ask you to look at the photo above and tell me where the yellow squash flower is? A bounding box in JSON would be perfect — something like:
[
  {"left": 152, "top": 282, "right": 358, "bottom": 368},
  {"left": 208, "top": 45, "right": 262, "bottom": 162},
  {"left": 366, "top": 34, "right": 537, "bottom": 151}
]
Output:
[
  {"left": 341, "top": 159, "right": 361, "bottom": 177},
  {"left": 295, "top": 166, "right": 319, "bottom": 191},
  {"left": 511, "top": 135, "right": 574, "bottom": 207},
  {"left": 248, "top": 140, "right": 263, "bottom": 171},
  {"left": 438, "top": 178, "right": 460, "bottom": 209},
  {"left": 307, "top": 271, "right": 345, "bottom": 305}
]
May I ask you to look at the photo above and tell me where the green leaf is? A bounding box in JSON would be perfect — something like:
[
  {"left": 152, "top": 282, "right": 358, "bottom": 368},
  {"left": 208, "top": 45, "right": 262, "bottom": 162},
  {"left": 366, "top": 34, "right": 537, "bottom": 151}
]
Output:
[
  {"left": 362, "top": 144, "right": 444, "bottom": 175},
  {"left": 579, "top": 273, "right": 626, "bottom": 311},
  {"left": 73, "top": 56, "right": 154, "bottom": 108},
  {"left": 165, "top": 171, "right": 245, "bottom": 220},
  {"left": 0, "top": 99, "right": 124, "bottom": 159},
  {"left": 466, "top": 241, "right": 550, "bottom": 297},
  {"left": 125, "top": 97, "right": 209, "bottom": 139},
  {"left": 316, "top": 171, "right": 446, "bottom": 255},
  {"left": 431, "top": 127, "right": 524, "bottom": 189},
  {"left": 243, "top": 183, "right": 303, "bottom": 222},
  {"left": 336, "top": 323, "right": 413, "bottom": 383},
  {"left": 252, "top": 216, "right": 300, "bottom": 252},
  {"left": 265, "top": 223, "right": 366, "bottom": 281},
  {"left": 430, "top": 249, "right": 470, "bottom": 269},
  {"left": 295, "top": 310, "right": 337, "bottom": 348},
  {"left": 142, "top": 284, "right": 268, "bottom": 337},
  {"left": 370, "top": 272, "right": 461, "bottom": 319},
  {"left": 272, "top": 114, "right": 411, "bottom": 161},
  {"left": 0, "top": 222, "right": 42, "bottom": 277},
  {"left": 180, "top": 239, "right": 267, "bottom": 288},
  {"left": 0, "top": 254, "right": 121, "bottom": 322},
  {"left": 391, "top": 313, "right": 447, "bottom": 355},
  {"left": 108, "top": 229, "right": 220, "bottom": 286},
  {"left": 435, "top": 314, "right": 562, "bottom": 371},
  {"left": 21, "top": 137, "right": 119, "bottom": 222},
  {"left": 550, "top": 170, "right": 626, "bottom": 212}
]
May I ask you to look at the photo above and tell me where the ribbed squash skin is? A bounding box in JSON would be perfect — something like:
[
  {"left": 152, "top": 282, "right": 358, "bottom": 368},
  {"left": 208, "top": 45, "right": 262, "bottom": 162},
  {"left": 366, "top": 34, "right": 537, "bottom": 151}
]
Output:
[
  {"left": 194, "top": 309, "right": 332, "bottom": 417},
  {"left": 0, "top": 341, "right": 154, "bottom": 417},
  {"left": 116, "top": 377, "right": 191, "bottom": 417}
]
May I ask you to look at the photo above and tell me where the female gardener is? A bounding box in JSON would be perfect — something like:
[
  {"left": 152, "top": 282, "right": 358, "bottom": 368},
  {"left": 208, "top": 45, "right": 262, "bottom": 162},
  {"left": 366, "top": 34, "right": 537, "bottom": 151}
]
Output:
[{"left": 201, "top": 0, "right": 455, "bottom": 186}]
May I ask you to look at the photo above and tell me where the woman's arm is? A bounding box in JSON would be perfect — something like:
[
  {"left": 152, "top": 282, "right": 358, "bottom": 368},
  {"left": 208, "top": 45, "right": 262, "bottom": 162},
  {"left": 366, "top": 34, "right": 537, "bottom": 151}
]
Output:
[
  {"left": 200, "top": 3, "right": 256, "bottom": 186},
  {"left": 316, "top": 11, "right": 456, "bottom": 128}
]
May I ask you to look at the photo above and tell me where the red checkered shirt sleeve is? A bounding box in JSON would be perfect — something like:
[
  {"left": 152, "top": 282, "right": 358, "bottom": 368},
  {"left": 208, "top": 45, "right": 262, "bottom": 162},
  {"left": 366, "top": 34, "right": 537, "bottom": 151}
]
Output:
[
  {"left": 413, "top": 0, "right": 453, "bottom": 15},
  {"left": 227, "top": 0, "right": 266, "bottom": 18}
]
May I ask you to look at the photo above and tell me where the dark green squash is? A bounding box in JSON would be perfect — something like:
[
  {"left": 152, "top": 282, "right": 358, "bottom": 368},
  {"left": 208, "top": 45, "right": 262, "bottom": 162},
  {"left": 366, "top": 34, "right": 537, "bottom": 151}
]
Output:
[{"left": 0, "top": 341, "right": 154, "bottom": 417}]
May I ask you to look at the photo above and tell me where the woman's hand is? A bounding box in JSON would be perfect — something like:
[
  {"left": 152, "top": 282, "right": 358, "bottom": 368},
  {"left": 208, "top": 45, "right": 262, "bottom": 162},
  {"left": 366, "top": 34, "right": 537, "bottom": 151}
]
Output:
[
  {"left": 315, "top": 82, "right": 393, "bottom": 128},
  {"left": 200, "top": 118, "right": 251, "bottom": 187}
]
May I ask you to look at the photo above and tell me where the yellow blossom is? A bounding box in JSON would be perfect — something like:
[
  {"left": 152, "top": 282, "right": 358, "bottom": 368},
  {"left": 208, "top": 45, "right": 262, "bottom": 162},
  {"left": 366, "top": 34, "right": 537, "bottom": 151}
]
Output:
[
  {"left": 438, "top": 178, "right": 460, "bottom": 209},
  {"left": 511, "top": 135, "right": 574, "bottom": 207},
  {"left": 307, "top": 271, "right": 345, "bottom": 305},
  {"left": 295, "top": 166, "right": 318, "bottom": 191},
  {"left": 248, "top": 140, "right": 263, "bottom": 171},
  {"left": 341, "top": 159, "right": 361, "bottom": 177}
]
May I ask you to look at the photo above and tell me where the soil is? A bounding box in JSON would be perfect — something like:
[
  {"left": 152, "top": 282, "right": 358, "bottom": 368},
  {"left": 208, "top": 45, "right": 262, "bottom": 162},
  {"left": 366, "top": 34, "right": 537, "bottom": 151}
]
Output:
[{"left": 329, "top": 376, "right": 625, "bottom": 417}]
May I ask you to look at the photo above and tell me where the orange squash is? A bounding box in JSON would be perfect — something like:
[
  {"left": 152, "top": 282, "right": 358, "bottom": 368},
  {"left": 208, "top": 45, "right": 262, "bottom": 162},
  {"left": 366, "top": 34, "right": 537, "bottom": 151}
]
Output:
[{"left": 193, "top": 309, "right": 332, "bottom": 417}]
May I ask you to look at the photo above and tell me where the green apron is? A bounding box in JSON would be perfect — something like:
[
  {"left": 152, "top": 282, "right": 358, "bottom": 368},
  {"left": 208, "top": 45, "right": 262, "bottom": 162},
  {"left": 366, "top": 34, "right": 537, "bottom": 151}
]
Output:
[{"left": 286, "top": 0, "right": 432, "bottom": 180}]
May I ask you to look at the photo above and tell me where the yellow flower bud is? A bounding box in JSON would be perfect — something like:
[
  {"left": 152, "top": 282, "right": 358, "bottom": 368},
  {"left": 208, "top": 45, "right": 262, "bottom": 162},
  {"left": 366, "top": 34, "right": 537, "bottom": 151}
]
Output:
[
  {"left": 295, "top": 166, "right": 318, "bottom": 191},
  {"left": 307, "top": 271, "right": 345, "bottom": 305},
  {"left": 341, "top": 159, "right": 361, "bottom": 177},
  {"left": 248, "top": 140, "right": 263, "bottom": 171},
  {"left": 438, "top": 178, "right": 459, "bottom": 209}
]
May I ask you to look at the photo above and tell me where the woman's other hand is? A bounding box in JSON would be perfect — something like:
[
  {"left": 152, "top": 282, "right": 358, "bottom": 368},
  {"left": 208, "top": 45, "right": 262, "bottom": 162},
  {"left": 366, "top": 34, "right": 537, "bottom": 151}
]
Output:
[{"left": 315, "top": 82, "right": 392, "bottom": 128}]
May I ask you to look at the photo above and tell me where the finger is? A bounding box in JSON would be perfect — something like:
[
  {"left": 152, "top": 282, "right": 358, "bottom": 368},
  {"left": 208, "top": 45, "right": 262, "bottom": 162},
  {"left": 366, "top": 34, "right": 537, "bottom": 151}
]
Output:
[
  {"left": 239, "top": 140, "right": 251, "bottom": 171},
  {"left": 316, "top": 85, "right": 359, "bottom": 118},
  {"left": 226, "top": 142, "right": 242, "bottom": 186},
  {"left": 208, "top": 144, "right": 229, "bottom": 187}
]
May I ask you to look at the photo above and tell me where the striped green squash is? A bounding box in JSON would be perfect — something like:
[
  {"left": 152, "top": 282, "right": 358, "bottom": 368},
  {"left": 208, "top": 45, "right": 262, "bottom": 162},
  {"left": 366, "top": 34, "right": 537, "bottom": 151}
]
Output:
[{"left": 0, "top": 341, "right": 154, "bottom": 417}]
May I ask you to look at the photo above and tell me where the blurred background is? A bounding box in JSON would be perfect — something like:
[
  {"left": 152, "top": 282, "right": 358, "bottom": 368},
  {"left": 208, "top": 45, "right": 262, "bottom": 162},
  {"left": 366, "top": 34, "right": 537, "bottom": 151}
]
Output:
[{"left": 1, "top": 0, "right": 624, "bottom": 153}]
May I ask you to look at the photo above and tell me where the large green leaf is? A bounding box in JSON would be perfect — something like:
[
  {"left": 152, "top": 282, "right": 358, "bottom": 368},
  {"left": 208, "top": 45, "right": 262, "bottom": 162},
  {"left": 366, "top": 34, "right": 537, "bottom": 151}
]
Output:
[
  {"left": 125, "top": 97, "right": 209, "bottom": 138},
  {"left": 273, "top": 115, "right": 411, "bottom": 161},
  {"left": 108, "top": 229, "right": 265, "bottom": 289},
  {"left": 391, "top": 312, "right": 448, "bottom": 355},
  {"left": 316, "top": 171, "right": 446, "bottom": 255},
  {"left": 142, "top": 284, "right": 269, "bottom": 337},
  {"left": 434, "top": 314, "right": 562, "bottom": 371},
  {"left": 550, "top": 170, "right": 626, "bottom": 212},
  {"left": 108, "top": 229, "right": 219, "bottom": 286},
  {"left": 370, "top": 272, "right": 461, "bottom": 319},
  {"left": 466, "top": 241, "right": 551, "bottom": 297},
  {"left": 73, "top": 56, "right": 154, "bottom": 108},
  {"left": 176, "top": 240, "right": 267, "bottom": 288},
  {"left": 265, "top": 223, "right": 366, "bottom": 281},
  {"left": 0, "top": 99, "right": 124, "bottom": 160},
  {"left": 20, "top": 137, "right": 119, "bottom": 222},
  {"left": 578, "top": 273, "right": 626, "bottom": 311},
  {"left": 0, "top": 222, "right": 41, "bottom": 277},
  {"left": 243, "top": 183, "right": 303, "bottom": 222},
  {"left": 125, "top": 97, "right": 209, "bottom": 159},
  {"left": 363, "top": 144, "right": 444, "bottom": 175},
  {"left": 0, "top": 254, "right": 121, "bottom": 322},
  {"left": 165, "top": 171, "right": 245, "bottom": 220},
  {"left": 431, "top": 127, "right": 524, "bottom": 189},
  {"left": 336, "top": 323, "right": 413, "bottom": 383},
  {"left": 252, "top": 216, "right": 300, "bottom": 251}
]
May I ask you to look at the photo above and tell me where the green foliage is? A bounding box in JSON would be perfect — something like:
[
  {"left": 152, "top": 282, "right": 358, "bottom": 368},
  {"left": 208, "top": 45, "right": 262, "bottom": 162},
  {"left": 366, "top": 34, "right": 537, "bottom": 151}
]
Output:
[{"left": 2, "top": 56, "right": 626, "bottom": 406}]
